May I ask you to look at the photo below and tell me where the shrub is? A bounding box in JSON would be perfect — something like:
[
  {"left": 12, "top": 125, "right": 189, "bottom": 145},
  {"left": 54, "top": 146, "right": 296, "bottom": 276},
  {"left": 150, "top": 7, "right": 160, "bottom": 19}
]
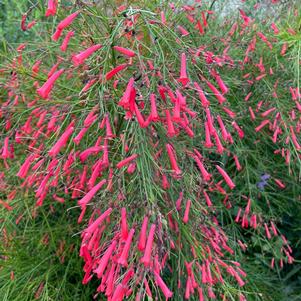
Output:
[{"left": 0, "top": 1, "right": 300, "bottom": 300}]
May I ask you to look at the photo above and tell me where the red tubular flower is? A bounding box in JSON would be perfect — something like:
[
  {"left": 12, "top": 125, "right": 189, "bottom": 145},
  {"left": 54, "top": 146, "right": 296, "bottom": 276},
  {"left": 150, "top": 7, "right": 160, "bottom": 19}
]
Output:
[
  {"left": 79, "top": 166, "right": 88, "bottom": 190},
  {"left": 119, "top": 78, "right": 135, "bottom": 109},
  {"left": 1, "top": 137, "right": 9, "bottom": 158},
  {"left": 116, "top": 154, "right": 138, "bottom": 169},
  {"left": 52, "top": 28, "right": 63, "bottom": 41},
  {"left": 172, "top": 97, "right": 181, "bottom": 122},
  {"left": 205, "top": 79, "right": 226, "bottom": 104},
  {"left": 32, "top": 158, "right": 44, "bottom": 171},
  {"left": 255, "top": 119, "right": 270, "bottom": 132},
  {"left": 166, "top": 144, "right": 181, "bottom": 177},
  {"left": 205, "top": 107, "right": 215, "bottom": 134},
  {"left": 204, "top": 121, "right": 214, "bottom": 148},
  {"left": 134, "top": 104, "right": 147, "bottom": 128},
  {"left": 274, "top": 178, "right": 285, "bottom": 189},
  {"left": 73, "top": 127, "right": 88, "bottom": 145},
  {"left": 48, "top": 125, "right": 74, "bottom": 157},
  {"left": 138, "top": 216, "right": 149, "bottom": 251},
  {"left": 240, "top": 294, "right": 247, "bottom": 301},
  {"left": 111, "top": 284, "right": 126, "bottom": 300},
  {"left": 177, "top": 53, "right": 189, "bottom": 86},
  {"left": 141, "top": 224, "right": 156, "bottom": 267},
  {"left": 193, "top": 155, "right": 211, "bottom": 182},
  {"left": 79, "top": 146, "right": 103, "bottom": 162},
  {"left": 158, "top": 85, "right": 166, "bottom": 103},
  {"left": 103, "top": 262, "right": 116, "bottom": 295},
  {"left": 32, "top": 60, "right": 42, "bottom": 75},
  {"left": 227, "top": 267, "right": 245, "bottom": 287},
  {"left": 215, "top": 74, "right": 229, "bottom": 94},
  {"left": 52, "top": 11, "right": 79, "bottom": 41},
  {"left": 105, "top": 64, "right": 127, "bottom": 81},
  {"left": 80, "top": 79, "right": 97, "bottom": 94},
  {"left": 296, "top": 101, "right": 301, "bottom": 112},
  {"left": 122, "top": 269, "right": 134, "bottom": 286},
  {"left": 21, "top": 14, "right": 27, "bottom": 31},
  {"left": 17, "top": 154, "right": 34, "bottom": 178},
  {"left": 233, "top": 155, "right": 242, "bottom": 171},
  {"left": 196, "top": 20, "right": 204, "bottom": 34},
  {"left": 232, "top": 121, "right": 244, "bottom": 139},
  {"left": 84, "top": 108, "right": 98, "bottom": 127},
  {"left": 180, "top": 120, "right": 194, "bottom": 137},
  {"left": 165, "top": 110, "right": 176, "bottom": 137},
  {"left": 35, "top": 172, "right": 51, "bottom": 198},
  {"left": 198, "top": 287, "right": 204, "bottom": 301},
  {"left": 113, "top": 46, "right": 136, "bottom": 57},
  {"left": 248, "top": 106, "right": 256, "bottom": 120},
  {"left": 147, "top": 60, "right": 154, "bottom": 70},
  {"left": 104, "top": 114, "right": 114, "bottom": 139},
  {"left": 201, "top": 11, "right": 208, "bottom": 27},
  {"left": 216, "top": 115, "right": 230, "bottom": 142},
  {"left": 289, "top": 126, "right": 301, "bottom": 150},
  {"left": 245, "top": 92, "right": 252, "bottom": 101},
  {"left": 53, "top": 194, "right": 64, "bottom": 203},
  {"left": 194, "top": 82, "right": 210, "bottom": 107},
  {"left": 281, "top": 43, "right": 287, "bottom": 56},
  {"left": 177, "top": 25, "right": 189, "bottom": 36},
  {"left": 88, "top": 159, "right": 103, "bottom": 189},
  {"left": 289, "top": 87, "right": 297, "bottom": 100},
  {"left": 183, "top": 199, "right": 191, "bottom": 224},
  {"left": 117, "top": 228, "right": 135, "bottom": 266},
  {"left": 270, "top": 221, "right": 278, "bottom": 236},
  {"left": 78, "top": 179, "right": 107, "bottom": 207},
  {"left": 84, "top": 208, "right": 112, "bottom": 234},
  {"left": 36, "top": 110, "right": 46, "bottom": 128},
  {"left": 215, "top": 165, "right": 235, "bottom": 190},
  {"left": 37, "top": 68, "right": 64, "bottom": 99},
  {"left": 102, "top": 139, "right": 109, "bottom": 167},
  {"left": 47, "top": 62, "right": 60, "bottom": 78},
  {"left": 264, "top": 223, "right": 272, "bottom": 239},
  {"left": 94, "top": 240, "right": 117, "bottom": 278},
  {"left": 72, "top": 44, "right": 102, "bottom": 66},
  {"left": 0, "top": 200, "right": 13, "bottom": 211},
  {"left": 161, "top": 11, "right": 166, "bottom": 25},
  {"left": 176, "top": 89, "right": 186, "bottom": 107},
  {"left": 271, "top": 23, "right": 279, "bottom": 34},
  {"left": 121, "top": 207, "right": 129, "bottom": 240},
  {"left": 235, "top": 208, "right": 242, "bottom": 223},
  {"left": 193, "top": 148, "right": 203, "bottom": 160},
  {"left": 45, "top": 0, "right": 58, "bottom": 17},
  {"left": 58, "top": 11, "right": 79, "bottom": 30},
  {"left": 150, "top": 93, "right": 159, "bottom": 122},
  {"left": 250, "top": 214, "right": 257, "bottom": 229},
  {"left": 256, "top": 74, "right": 266, "bottom": 81},
  {"left": 154, "top": 271, "right": 173, "bottom": 299},
  {"left": 203, "top": 191, "right": 212, "bottom": 207},
  {"left": 261, "top": 107, "right": 276, "bottom": 118},
  {"left": 60, "top": 31, "right": 74, "bottom": 52},
  {"left": 175, "top": 191, "right": 183, "bottom": 211}
]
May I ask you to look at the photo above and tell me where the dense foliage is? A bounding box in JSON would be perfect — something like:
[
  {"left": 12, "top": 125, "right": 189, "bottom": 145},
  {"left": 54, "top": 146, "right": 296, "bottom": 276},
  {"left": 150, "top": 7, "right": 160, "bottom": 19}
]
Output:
[{"left": 1, "top": 1, "right": 301, "bottom": 300}]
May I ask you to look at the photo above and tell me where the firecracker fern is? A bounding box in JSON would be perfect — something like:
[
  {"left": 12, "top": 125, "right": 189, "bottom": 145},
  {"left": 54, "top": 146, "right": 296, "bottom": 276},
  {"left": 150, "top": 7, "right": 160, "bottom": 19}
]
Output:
[{"left": 0, "top": 0, "right": 301, "bottom": 300}]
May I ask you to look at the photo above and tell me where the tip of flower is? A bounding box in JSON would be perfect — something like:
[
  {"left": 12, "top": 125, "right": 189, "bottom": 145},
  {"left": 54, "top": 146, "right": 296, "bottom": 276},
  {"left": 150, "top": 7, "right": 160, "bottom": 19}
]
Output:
[
  {"left": 37, "top": 88, "right": 48, "bottom": 99},
  {"left": 72, "top": 56, "right": 81, "bottom": 66},
  {"left": 172, "top": 170, "right": 182, "bottom": 179},
  {"left": 52, "top": 28, "right": 63, "bottom": 41},
  {"left": 177, "top": 77, "right": 189, "bottom": 86},
  {"left": 45, "top": 10, "right": 56, "bottom": 17}
]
